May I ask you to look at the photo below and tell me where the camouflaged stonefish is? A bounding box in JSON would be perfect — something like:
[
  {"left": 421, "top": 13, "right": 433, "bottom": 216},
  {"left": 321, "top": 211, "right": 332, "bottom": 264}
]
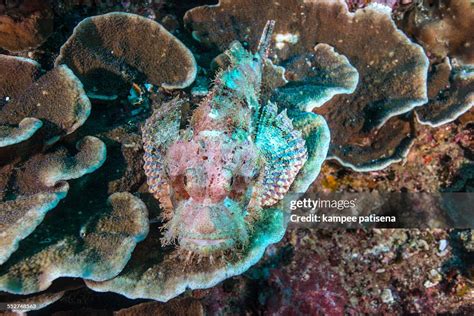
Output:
[{"left": 142, "top": 21, "right": 330, "bottom": 257}]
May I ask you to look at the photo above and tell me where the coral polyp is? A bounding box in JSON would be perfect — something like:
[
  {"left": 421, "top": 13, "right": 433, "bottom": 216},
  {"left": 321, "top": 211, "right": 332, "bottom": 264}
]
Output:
[{"left": 142, "top": 21, "right": 312, "bottom": 255}]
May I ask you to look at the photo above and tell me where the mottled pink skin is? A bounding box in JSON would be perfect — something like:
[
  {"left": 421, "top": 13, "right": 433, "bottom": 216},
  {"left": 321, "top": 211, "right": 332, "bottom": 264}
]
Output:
[
  {"left": 190, "top": 97, "right": 252, "bottom": 135},
  {"left": 163, "top": 132, "right": 261, "bottom": 253},
  {"left": 166, "top": 133, "right": 259, "bottom": 203},
  {"left": 168, "top": 139, "right": 227, "bottom": 203}
]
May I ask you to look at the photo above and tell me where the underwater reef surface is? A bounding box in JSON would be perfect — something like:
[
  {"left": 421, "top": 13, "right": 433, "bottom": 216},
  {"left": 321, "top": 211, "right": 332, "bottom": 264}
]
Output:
[{"left": 0, "top": 0, "right": 473, "bottom": 314}]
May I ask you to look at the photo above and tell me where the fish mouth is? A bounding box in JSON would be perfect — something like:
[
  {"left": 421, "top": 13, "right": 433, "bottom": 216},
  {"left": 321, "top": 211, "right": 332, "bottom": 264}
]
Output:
[
  {"left": 180, "top": 236, "right": 235, "bottom": 253},
  {"left": 181, "top": 237, "right": 233, "bottom": 247}
]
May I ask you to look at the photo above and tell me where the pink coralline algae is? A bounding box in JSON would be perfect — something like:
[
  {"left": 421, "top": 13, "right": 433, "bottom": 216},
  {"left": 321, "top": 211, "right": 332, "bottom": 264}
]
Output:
[
  {"left": 269, "top": 275, "right": 345, "bottom": 315},
  {"left": 265, "top": 255, "right": 347, "bottom": 315}
]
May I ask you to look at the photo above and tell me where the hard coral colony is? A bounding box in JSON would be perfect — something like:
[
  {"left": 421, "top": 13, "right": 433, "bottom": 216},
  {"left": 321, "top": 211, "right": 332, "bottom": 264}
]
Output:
[{"left": 0, "top": 0, "right": 472, "bottom": 314}]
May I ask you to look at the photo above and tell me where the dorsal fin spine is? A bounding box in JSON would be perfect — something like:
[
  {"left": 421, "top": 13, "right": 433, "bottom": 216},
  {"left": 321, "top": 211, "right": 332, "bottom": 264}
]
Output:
[{"left": 257, "top": 20, "right": 276, "bottom": 58}]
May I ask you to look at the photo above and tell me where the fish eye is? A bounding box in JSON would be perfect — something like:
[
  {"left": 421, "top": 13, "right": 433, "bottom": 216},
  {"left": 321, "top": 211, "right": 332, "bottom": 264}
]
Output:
[{"left": 251, "top": 169, "right": 260, "bottom": 180}]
